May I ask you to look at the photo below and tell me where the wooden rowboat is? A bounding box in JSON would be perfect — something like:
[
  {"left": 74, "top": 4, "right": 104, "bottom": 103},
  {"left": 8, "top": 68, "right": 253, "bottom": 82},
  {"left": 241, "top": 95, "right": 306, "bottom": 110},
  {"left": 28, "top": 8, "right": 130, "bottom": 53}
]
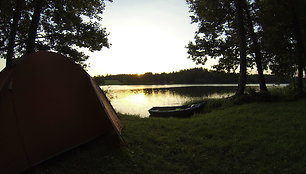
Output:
[{"left": 148, "top": 101, "right": 207, "bottom": 117}]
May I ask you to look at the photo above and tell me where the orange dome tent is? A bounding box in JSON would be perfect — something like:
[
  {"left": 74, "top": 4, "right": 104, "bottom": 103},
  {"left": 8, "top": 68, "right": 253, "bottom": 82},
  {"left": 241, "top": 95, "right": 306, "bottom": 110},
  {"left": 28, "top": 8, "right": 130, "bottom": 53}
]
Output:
[{"left": 0, "top": 51, "right": 122, "bottom": 174}]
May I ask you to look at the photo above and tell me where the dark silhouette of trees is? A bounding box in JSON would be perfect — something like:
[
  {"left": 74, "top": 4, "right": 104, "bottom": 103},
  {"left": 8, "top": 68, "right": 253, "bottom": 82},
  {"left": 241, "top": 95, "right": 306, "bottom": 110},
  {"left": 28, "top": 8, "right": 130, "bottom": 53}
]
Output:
[
  {"left": 289, "top": 0, "right": 305, "bottom": 94},
  {"left": 186, "top": 0, "right": 239, "bottom": 73},
  {"left": 234, "top": 0, "right": 248, "bottom": 95},
  {"left": 1, "top": 1, "right": 15, "bottom": 59},
  {"left": 187, "top": 0, "right": 305, "bottom": 95},
  {"left": 186, "top": 0, "right": 268, "bottom": 95},
  {"left": 242, "top": 0, "right": 267, "bottom": 92},
  {"left": 260, "top": 0, "right": 306, "bottom": 94},
  {"left": 25, "top": 0, "right": 45, "bottom": 55},
  {"left": 1, "top": 0, "right": 112, "bottom": 66},
  {"left": 6, "top": 0, "right": 23, "bottom": 67}
]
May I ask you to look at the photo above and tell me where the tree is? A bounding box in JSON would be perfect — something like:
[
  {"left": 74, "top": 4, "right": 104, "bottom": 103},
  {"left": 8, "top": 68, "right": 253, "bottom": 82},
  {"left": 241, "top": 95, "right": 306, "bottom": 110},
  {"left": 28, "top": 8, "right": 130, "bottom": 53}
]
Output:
[
  {"left": 234, "top": 0, "right": 248, "bottom": 95},
  {"left": 25, "top": 0, "right": 45, "bottom": 55},
  {"left": 6, "top": 0, "right": 23, "bottom": 67},
  {"left": 289, "top": 0, "right": 305, "bottom": 94},
  {"left": 187, "top": 0, "right": 305, "bottom": 95},
  {"left": 260, "top": 1, "right": 296, "bottom": 81},
  {"left": 186, "top": 0, "right": 240, "bottom": 73},
  {"left": 242, "top": 0, "right": 268, "bottom": 92},
  {"left": 186, "top": 0, "right": 266, "bottom": 95},
  {"left": 260, "top": 0, "right": 306, "bottom": 94},
  {"left": 1, "top": 0, "right": 112, "bottom": 66},
  {"left": 0, "top": 0, "right": 15, "bottom": 58}
]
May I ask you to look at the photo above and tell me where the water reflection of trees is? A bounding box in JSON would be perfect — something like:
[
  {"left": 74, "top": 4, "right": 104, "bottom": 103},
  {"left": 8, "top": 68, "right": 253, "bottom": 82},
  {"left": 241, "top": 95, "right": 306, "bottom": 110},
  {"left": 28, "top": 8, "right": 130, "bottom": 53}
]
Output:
[
  {"left": 141, "top": 86, "right": 237, "bottom": 98},
  {"left": 105, "top": 86, "right": 238, "bottom": 101}
]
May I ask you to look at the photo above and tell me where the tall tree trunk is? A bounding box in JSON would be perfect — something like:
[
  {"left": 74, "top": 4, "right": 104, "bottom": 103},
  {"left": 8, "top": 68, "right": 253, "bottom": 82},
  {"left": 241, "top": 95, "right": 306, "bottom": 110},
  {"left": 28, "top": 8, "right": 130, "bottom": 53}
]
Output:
[
  {"left": 234, "top": 0, "right": 248, "bottom": 95},
  {"left": 243, "top": 0, "right": 268, "bottom": 92},
  {"left": 25, "top": 0, "right": 44, "bottom": 55},
  {"left": 290, "top": 0, "right": 305, "bottom": 94},
  {"left": 6, "top": 0, "right": 23, "bottom": 67}
]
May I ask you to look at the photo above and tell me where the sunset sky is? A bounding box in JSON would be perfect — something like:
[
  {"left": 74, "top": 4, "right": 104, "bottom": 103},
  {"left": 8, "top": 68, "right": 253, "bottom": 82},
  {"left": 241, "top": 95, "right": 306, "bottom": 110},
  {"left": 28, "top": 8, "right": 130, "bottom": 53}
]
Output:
[
  {"left": 85, "top": 0, "right": 214, "bottom": 76},
  {"left": 0, "top": 0, "right": 217, "bottom": 75}
]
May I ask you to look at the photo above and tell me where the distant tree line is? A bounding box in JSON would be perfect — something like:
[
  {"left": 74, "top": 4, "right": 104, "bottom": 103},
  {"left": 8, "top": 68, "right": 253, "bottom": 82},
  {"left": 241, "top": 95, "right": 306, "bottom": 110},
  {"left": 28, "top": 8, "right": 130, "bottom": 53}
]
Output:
[{"left": 94, "top": 68, "right": 289, "bottom": 85}]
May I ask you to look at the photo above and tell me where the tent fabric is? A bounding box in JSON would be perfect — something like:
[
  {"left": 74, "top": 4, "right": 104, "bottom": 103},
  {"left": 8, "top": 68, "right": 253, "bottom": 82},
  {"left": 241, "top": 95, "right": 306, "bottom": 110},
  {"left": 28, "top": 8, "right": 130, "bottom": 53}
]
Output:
[{"left": 0, "top": 51, "right": 122, "bottom": 174}]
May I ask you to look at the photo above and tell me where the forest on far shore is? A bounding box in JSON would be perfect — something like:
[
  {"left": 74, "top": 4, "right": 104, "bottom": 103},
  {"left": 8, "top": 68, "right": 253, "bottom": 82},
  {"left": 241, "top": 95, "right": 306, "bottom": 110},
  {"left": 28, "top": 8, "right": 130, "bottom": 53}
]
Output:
[{"left": 94, "top": 68, "right": 291, "bottom": 85}]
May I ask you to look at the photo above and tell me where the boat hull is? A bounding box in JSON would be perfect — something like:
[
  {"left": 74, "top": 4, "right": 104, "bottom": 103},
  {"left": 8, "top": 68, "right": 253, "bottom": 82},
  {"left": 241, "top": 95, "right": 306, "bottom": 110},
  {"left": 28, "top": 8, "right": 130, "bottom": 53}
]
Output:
[{"left": 149, "top": 101, "right": 206, "bottom": 118}]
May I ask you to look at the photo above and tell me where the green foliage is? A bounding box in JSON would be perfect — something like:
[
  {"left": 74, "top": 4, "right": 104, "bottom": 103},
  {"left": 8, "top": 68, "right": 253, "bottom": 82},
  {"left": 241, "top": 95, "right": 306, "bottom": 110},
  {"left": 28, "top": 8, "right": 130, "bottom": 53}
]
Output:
[
  {"left": 259, "top": 0, "right": 306, "bottom": 79},
  {"left": 201, "top": 86, "right": 305, "bottom": 113},
  {"left": 269, "top": 83, "right": 306, "bottom": 101},
  {"left": 24, "top": 98, "right": 306, "bottom": 174},
  {"left": 0, "top": 0, "right": 111, "bottom": 65},
  {"left": 186, "top": 0, "right": 241, "bottom": 72},
  {"left": 187, "top": 0, "right": 306, "bottom": 86},
  {"left": 0, "top": 0, "right": 15, "bottom": 57}
]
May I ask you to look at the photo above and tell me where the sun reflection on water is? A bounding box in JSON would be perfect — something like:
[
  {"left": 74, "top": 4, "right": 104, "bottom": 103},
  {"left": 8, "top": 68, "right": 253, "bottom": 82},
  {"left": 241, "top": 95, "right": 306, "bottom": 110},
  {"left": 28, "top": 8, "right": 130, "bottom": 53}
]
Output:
[
  {"left": 124, "top": 93, "right": 148, "bottom": 105},
  {"left": 101, "top": 84, "right": 237, "bottom": 117}
]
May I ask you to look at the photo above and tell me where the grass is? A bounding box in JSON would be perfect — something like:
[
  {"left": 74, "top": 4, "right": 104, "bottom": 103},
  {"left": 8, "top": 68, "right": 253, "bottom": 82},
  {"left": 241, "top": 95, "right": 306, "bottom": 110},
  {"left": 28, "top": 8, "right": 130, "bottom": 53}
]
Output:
[{"left": 24, "top": 97, "right": 306, "bottom": 174}]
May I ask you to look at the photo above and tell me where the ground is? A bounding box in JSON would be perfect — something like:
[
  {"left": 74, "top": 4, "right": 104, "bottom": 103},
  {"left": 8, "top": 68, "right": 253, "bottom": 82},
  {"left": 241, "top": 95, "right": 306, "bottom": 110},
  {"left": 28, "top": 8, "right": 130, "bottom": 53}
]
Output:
[{"left": 24, "top": 97, "right": 306, "bottom": 174}]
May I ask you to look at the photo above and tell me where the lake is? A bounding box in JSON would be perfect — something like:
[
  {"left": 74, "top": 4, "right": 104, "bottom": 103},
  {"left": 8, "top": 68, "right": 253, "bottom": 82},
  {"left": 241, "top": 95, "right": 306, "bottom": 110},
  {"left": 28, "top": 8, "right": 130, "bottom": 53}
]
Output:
[{"left": 100, "top": 84, "right": 286, "bottom": 118}]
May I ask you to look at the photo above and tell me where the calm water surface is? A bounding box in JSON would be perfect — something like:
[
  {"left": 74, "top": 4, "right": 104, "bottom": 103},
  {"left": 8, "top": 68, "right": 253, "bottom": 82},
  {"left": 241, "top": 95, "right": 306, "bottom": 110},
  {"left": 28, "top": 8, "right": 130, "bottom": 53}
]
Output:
[{"left": 100, "top": 84, "right": 286, "bottom": 118}]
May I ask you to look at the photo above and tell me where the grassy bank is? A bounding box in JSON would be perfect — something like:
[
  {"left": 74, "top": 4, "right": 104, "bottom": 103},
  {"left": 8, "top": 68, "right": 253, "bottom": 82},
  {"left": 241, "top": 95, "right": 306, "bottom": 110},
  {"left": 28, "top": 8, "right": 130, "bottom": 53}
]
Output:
[{"left": 25, "top": 98, "right": 306, "bottom": 174}]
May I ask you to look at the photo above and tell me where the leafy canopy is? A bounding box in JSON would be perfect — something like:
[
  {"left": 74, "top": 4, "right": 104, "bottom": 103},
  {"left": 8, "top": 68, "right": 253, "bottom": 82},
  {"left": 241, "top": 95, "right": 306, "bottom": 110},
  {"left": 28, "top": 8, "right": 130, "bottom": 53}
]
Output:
[
  {"left": 0, "top": 0, "right": 112, "bottom": 66},
  {"left": 186, "top": 0, "right": 241, "bottom": 73}
]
